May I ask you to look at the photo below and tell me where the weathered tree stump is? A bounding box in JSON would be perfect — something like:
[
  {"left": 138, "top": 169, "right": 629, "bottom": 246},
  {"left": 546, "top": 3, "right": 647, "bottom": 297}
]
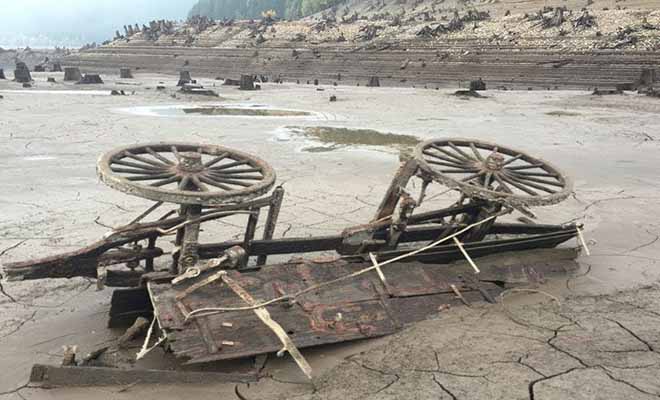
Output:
[
  {"left": 366, "top": 76, "right": 380, "bottom": 87},
  {"left": 78, "top": 74, "right": 104, "bottom": 84},
  {"left": 239, "top": 74, "right": 256, "bottom": 90},
  {"left": 223, "top": 78, "right": 240, "bottom": 86},
  {"left": 64, "top": 67, "right": 82, "bottom": 82},
  {"left": 639, "top": 68, "right": 656, "bottom": 86},
  {"left": 51, "top": 62, "right": 62, "bottom": 72},
  {"left": 0, "top": 69, "right": 5, "bottom": 80},
  {"left": 13, "top": 62, "right": 32, "bottom": 83},
  {"left": 120, "top": 68, "right": 134, "bottom": 79},
  {"left": 177, "top": 71, "right": 192, "bottom": 86},
  {"left": 469, "top": 78, "right": 487, "bottom": 91}
]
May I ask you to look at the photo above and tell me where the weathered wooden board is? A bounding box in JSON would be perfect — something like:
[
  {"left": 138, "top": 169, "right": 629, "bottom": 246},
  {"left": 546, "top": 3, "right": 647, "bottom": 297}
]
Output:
[
  {"left": 29, "top": 364, "right": 256, "bottom": 386},
  {"left": 148, "top": 248, "right": 579, "bottom": 365}
]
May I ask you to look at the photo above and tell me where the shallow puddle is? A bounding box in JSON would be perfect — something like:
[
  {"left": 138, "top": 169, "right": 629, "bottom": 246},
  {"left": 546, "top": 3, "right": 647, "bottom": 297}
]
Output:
[
  {"left": 117, "top": 103, "right": 315, "bottom": 118},
  {"left": 282, "top": 126, "right": 420, "bottom": 153}
]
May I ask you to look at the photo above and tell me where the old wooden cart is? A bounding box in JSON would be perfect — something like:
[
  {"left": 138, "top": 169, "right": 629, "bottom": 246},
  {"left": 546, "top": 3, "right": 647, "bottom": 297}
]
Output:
[{"left": 5, "top": 138, "right": 583, "bottom": 383}]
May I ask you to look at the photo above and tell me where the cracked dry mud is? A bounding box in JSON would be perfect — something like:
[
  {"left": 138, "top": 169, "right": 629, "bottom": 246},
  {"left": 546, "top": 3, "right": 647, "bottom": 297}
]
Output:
[
  {"left": 1, "top": 73, "right": 660, "bottom": 399},
  {"left": 289, "top": 286, "right": 660, "bottom": 400}
]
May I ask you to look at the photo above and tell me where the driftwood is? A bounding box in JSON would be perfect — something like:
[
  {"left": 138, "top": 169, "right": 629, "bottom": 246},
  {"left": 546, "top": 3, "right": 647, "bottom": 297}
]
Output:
[{"left": 29, "top": 364, "right": 256, "bottom": 386}]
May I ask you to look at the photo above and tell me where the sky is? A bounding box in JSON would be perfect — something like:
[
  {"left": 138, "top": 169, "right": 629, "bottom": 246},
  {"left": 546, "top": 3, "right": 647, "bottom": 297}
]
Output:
[{"left": 0, "top": 0, "right": 196, "bottom": 48}]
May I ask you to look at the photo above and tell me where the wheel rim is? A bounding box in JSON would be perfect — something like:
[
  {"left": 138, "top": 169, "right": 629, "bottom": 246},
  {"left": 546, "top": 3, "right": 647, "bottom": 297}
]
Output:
[
  {"left": 97, "top": 143, "right": 276, "bottom": 205},
  {"left": 415, "top": 138, "right": 572, "bottom": 207}
]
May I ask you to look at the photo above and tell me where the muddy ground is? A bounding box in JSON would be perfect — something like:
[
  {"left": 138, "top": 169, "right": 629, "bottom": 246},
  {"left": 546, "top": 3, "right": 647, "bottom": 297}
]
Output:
[{"left": 1, "top": 71, "right": 660, "bottom": 399}]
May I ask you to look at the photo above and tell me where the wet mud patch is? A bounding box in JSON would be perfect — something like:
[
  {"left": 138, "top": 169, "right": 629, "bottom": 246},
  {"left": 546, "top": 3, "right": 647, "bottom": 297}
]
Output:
[
  {"left": 285, "top": 126, "right": 420, "bottom": 153},
  {"left": 116, "top": 103, "right": 316, "bottom": 118},
  {"left": 183, "top": 106, "right": 310, "bottom": 117},
  {"left": 546, "top": 110, "right": 582, "bottom": 117}
]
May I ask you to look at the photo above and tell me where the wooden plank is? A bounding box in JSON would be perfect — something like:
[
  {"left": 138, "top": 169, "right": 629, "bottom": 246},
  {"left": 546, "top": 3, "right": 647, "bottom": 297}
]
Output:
[
  {"left": 147, "top": 248, "right": 578, "bottom": 364},
  {"left": 29, "top": 364, "right": 256, "bottom": 386}
]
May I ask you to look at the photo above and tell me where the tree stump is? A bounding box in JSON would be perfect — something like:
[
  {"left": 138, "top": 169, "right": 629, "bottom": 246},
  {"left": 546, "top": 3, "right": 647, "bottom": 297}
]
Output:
[
  {"left": 177, "top": 71, "right": 192, "bottom": 86},
  {"left": 78, "top": 74, "right": 104, "bottom": 84},
  {"left": 13, "top": 62, "right": 32, "bottom": 83},
  {"left": 639, "top": 68, "right": 656, "bottom": 87},
  {"left": 469, "top": 78, "right": 486, "bottom": 91},
  {"left": 366, "top": 76, "right": 380, "bottom": 87},
  {"left": 239, "top": 74, "right": 256, "bottom": 90},
  {"left": 120, "top": 68, "right": 134, "bottom": 79},
  {"left": 313, "top": 79, "right": 319, "bottom": 85},
  {"left": 51, "top": 62, "right": 62, "bottom": 72},
  {"left": 0, "top": 69, "right": 5, "bottom": 80},
  {"left": 64, "top": 67, "right": 82, "bottom": 82}
]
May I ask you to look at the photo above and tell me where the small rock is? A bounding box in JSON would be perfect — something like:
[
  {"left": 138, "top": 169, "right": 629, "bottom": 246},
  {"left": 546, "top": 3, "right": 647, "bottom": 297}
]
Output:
[{"left": 329, "top": 95, "right": 337, "bottom": 102}]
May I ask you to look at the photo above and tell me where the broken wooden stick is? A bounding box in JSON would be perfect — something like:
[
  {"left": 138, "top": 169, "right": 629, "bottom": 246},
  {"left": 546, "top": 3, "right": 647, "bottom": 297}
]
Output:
[
  {"left": 221, "top": 272, "right": 313, "bottom": 380},
  {"left": 118, "top": 317, "right": 150, "bottom": 349},
  {"left": 453, "top": 237, "right": 480, "bottom": 273}
]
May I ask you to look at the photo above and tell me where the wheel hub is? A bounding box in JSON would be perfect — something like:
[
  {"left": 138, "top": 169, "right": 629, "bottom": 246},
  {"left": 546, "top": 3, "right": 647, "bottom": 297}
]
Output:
[
  {"left": 177, "top": 151, "right": 204, "bottom": 173},
  {"left": 484, "top": 152, "right": 505, "bottom": 171}
]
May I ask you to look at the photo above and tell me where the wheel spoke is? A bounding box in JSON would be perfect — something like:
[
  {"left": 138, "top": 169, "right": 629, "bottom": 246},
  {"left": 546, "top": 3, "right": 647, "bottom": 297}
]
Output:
[
  {"left": 504, "top": 173, "right": 556, "bottom": 194},
  {"left": 469, "top": 143, "right": 484, "bottom": 161},
  {"left": 217, "top": 167, "right": 262, "bottom": 175},
  {"left": 208, "top": 174, "right": 263, "bottom": 181},
  {"left": 127, "top": 172, "right": 176, "bottom": 181},
  {"left": 506, "top": 163, "right": 545, "bottom": 171},
  {"left": 483, "top": 171, "right": 493, "bottom": 188},
  {"left": 204, "top": 152, "right": 230, "bottom": 168},
  {"left": 500, "top": 174, "right": 538, "bottom": 196},
  {"left": 447, "top": 141, "right": 475, "bottom": 162},
  {"left": 150, "top": 176, "right": 180, "bottom": 187},
  {"left": 430, "top": 144, "right": 470, "bottom": 164},
  {"left": 507, "top": 172, "right": 564, "bottom": 188},
  {"left": 493, "top": 174, "right": 513, "bottom": 193},
  {"left": 439, "top": 168, "right": 481, "bottom": 174},
  {"left": 113, "top": 159, "right": 166, "bottom": 171},
  {"left": 206, "top": 174, "right": 252, "bottom": 187},
  {"left": 123, "top": 151, "right": 169, "bottom": 168},
  {"left": 111, "top": 167, "right": 165, "bottom": 175},
  {"left": 171, "top": 146, "right": 180, "bottom": 160},
  {"left": 501, "top": 153, "right": 524, "bottom": 167},
  {"left": 461, "top": 172, "right": 484, "bottom": 183},
  {"left": 199, "top": 175, "right": 234, "bottom": 191},
  {"left": 178, "top": 175, "right": 191, "bottom": 190},
  {"left": 146, "top": 147, "right": 175, "bottom": 165},
  {"left": 211, "top": 160, "right": 250, "bottom": 171},
  {"left": 507, "top": 170, "right": 558, "bottom": 178},
  {"left": 191, "top": 176, "right": 209, "bottom": 192},
  {"left": 427, "top": 159, "right": 472, "bottom": 170},
  {"left": 424, "top": 150, "right": 467, "bottom": 166}
]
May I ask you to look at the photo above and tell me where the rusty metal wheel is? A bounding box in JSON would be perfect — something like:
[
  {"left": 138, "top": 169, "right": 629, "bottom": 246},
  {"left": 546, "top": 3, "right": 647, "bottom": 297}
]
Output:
[
  {"left": 415, "top": 138, "right": 572, "bottom": 207},
  {"left": 97, "top": 143, "right": 276, "bottom": 205}
]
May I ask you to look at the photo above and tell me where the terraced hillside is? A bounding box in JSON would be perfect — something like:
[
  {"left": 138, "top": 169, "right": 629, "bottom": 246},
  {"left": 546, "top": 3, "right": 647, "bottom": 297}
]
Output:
[{"left": 64, "top": 0, "right": 660, "bottom": 89}]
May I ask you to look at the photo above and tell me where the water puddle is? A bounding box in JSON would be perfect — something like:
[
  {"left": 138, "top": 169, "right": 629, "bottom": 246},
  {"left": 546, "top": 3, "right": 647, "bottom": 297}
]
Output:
[
  {"left": 278, "top": 126, "right": 420, "bottom": 154},
  {"left": 116, "top": 103, "right": 317, "bottom": 118}
]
